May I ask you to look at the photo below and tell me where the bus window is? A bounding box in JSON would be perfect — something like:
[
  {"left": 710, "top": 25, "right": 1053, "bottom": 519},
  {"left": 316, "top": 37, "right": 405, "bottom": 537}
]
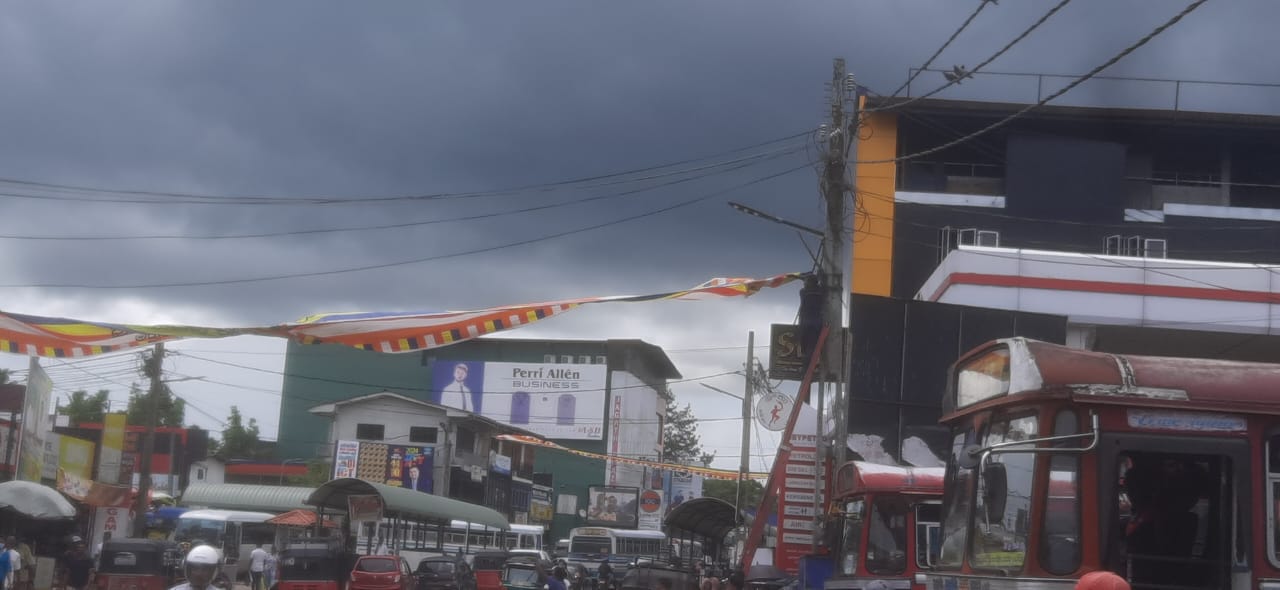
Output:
[
  {"left": 1041, "top": 410, "right": 1081, "bottom": 575},
  {"left": 839, "top": 498, "right": 865, "bottom": 575},
  {"left": 915, "top": 503, "right": 941, "bottom": 569},
  {"left": 971, "top": 414, "right": 1037, "bottom": 571},
  {"left": 242, "top": 523, "right": 275, "bottom": 548},
  {"left": 1270, "top": 435, "right": 1280, "bottom": 566},
  {"left": 938, "top": 428, "right": 976, "bottom": 568},
  {"left": 865, "top": 496, "right": 909, "bottom": 576}
]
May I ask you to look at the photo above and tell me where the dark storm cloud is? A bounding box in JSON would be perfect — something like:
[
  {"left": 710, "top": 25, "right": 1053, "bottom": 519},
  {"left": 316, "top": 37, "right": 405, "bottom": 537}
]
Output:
[{"left": 0, "top": 0, "right": 1271, "bottom": 329}]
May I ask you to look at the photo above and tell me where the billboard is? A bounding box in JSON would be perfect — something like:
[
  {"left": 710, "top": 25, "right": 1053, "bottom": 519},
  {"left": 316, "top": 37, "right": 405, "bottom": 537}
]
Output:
[
  {"left": 586, "top": 486, "right": 639, "bottom": 528},
  {"left": 57, "top": 435, "right": 96, "bottom": 499},
  {"left": 665, "top": 472, "right": 702, "bottom": 516},
  {"left": 18, "top": 358, "right": 52, "bottom": 482},
  {"left": 386, "top": 445, "right": 434, "bottom": 493},
  {"left": 335, "top": 440, "right": 435, "bottom": 494},
  {"left": 99, "top": 413, "right": 127, "bottom": 484},
  {"left": 430, "top": 361, "right": 606, "bottom": 440},
  {"left": 530, "top": 485, "right": 553, "bottom": 523}
]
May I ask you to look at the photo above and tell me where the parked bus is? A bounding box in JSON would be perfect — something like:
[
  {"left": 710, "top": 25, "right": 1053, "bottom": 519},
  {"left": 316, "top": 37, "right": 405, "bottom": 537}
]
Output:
[
  {"left": 922, "top": 337, "right": 1280, "bottom": 590},
  {"left": 173, "top": 509, "right": 277, "bottom": 581},
  {"left": 826, "top": 461, "right": 944, "bottom": 590},
  {"left": 566, "top": 527, "right": 668, "bottom": 575}
]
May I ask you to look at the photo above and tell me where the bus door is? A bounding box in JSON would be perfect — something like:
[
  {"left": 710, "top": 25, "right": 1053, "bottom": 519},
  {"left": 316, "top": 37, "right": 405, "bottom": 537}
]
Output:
[{"left": 1099, "top": 434, "right": 1249, "bottom": 590}]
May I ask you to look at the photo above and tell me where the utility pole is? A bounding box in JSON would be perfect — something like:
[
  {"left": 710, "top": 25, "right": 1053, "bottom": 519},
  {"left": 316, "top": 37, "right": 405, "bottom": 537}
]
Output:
[
  {"left": 821, "top": 58, "right": 856, "bottom": 473},
  {"left": 132, "top": 342, "right": 164, "bottom": 536},
  {"left": 736, "top": 331, "right": 754, "bottom": 515}
]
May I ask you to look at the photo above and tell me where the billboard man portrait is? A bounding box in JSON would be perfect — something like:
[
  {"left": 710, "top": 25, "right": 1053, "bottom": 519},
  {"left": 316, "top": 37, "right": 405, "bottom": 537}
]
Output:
[{"left": 435, "top": 361, "right": 484, "bottom": 414}]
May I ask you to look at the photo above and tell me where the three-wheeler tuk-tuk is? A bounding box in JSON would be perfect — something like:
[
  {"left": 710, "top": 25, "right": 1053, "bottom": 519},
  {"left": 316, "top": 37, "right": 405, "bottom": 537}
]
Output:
[
  {"left": 94, "top": 539, "right": 183, "bottom": 590},
  {"left": 275, "top": 541, "right": 346, "bottom": 590},
  {"left": 498, "top": 555, "right": 546, "bottom": 590}
]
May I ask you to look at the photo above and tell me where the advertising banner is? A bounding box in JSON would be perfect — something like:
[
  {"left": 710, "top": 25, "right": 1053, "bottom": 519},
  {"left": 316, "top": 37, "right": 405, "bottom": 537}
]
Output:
[
  {"left": 18, "top": 358, "right": 52, "bottom": 482},
  {"left": 665, "top": 472, "right": 702, "bottom": 516},
  {"left": 42, "top": 433, "right": 60, "bottom": 481},
  {"left": 56, "top": 435, "right": 96, "bottom": 499},
  {"left": 99, "top": 413, "right": 126, "bottom": 484},
  {"left": 333, "top": 440, "right": 360, "bottom": 479},
  {"left": 91, "top": 506, "right": 132, "bottom": 546},
  {"left": 530, "top": 485, "right": 553, "bottom": 523},
  {"left": 586, "top": 486, "right": 639, "bottom": 528},
  {"left": 384, "top": 445, "right": 434, "bottom": 493},
  {"left": 431, "top": 361, "right": 606, "bottom": 440}
]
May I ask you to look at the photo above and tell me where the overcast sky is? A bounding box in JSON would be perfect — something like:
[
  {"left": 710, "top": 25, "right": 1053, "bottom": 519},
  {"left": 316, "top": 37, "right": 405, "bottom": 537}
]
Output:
[{"left": 1, "top": 0, "right": 1275, "bottom": 471}]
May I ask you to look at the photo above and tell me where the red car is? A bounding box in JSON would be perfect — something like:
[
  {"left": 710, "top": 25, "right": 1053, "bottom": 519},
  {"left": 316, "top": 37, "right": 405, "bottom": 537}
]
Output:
[{"left": 349, "top": 556, "right": 414, "bottom": 590}]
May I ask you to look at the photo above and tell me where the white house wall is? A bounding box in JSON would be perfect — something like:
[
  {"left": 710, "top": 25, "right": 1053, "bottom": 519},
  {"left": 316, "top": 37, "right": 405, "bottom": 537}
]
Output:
[{"left": 332, "top": 397, "right": 449, "bottom": 489}]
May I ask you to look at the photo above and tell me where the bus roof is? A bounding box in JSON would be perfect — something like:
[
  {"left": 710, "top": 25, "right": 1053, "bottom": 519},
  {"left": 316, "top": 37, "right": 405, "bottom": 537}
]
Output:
[
  {"left": 568, "top": 527, "right": 667, "bottom": 540},
  {"left": 448, "top": 520, "right": 542, "bottom": 533},
  {"left": 179, "top": 509, "right": 276, "bottom": 523},
  {"left": 834, "top": 461, "right": 944, "bottom": 497},
  {"left": 948, "top": 337, "right": 1280, "bottom": 417}
]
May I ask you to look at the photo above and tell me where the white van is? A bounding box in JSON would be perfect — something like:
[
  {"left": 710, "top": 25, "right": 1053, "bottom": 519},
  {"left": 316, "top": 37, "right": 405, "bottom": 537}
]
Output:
[{"left": 173, "top": 509, "right": 277, "bottom": 581}]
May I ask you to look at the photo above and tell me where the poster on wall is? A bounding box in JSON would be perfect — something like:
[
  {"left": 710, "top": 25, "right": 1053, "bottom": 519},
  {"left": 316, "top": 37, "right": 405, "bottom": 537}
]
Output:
[
  {"left": 385, "top": 445, "right": 434, "bottom": 493},
  {"left": 333, "top": 440, "right": 360, "bottom": 479},
  {"left": 586, "top": 486, "right": 639, "bottom": 528},
  {"left": 430, "top": 361, "right": 607, "bottom": 440},
  {"left": 530, "top": 486, "right": 554, "bottom": 523},
  {"left": 17, "top": 358, "right": 52, "bottom": 482}
]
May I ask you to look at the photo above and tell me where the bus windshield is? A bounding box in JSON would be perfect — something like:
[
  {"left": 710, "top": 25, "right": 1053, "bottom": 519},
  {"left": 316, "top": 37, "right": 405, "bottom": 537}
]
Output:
[
  {"left": 174, "top": 519, "right": 226, "bottom": 548},
  {"left": 569, "top": 537, "right": 611, "bottom": 558}
]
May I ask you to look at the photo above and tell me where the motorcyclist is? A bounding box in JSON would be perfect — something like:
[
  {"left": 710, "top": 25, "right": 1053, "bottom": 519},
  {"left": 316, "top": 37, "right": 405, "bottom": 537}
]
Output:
[
  {"left": 170, "top": 546, "right": 220, "bottom": 590},
  {"left": 596, "top": 559, "right": 614, "bottom": 589}
]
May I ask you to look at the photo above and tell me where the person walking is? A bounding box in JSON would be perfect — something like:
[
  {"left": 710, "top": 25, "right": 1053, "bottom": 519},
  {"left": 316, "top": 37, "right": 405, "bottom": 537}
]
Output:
[
  {"left": 4, "top": 537, "right": 22, "bottom": 590},
  {"left": 249, "top": 544, "right": 268, "bottom": 590},
  {"left": 59, "top": 540, "right": 94, "bottom": 590},
  {"left": 14, "top": 539, "right": 32, "bottom": 590}
]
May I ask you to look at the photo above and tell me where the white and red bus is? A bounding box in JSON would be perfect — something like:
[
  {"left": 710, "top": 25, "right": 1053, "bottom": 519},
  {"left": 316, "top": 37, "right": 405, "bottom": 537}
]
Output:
[
  {"left": 826, "top": 461, "right": 944, "bottom": 590},
  {"left": 922, "top": 337, "right": 1280, "bottom": 590}
]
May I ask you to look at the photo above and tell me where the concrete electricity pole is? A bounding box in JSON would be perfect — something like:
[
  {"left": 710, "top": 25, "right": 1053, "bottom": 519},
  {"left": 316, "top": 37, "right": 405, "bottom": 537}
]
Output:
[
  {"left": 821, "top": 58, "right": 857, "bottom": 474},
  {"left": 737, "top": 331, "right": 754, "bottom": 514},
  {"left": 132, "top": 342, "right": 164, "bottom": 536}
]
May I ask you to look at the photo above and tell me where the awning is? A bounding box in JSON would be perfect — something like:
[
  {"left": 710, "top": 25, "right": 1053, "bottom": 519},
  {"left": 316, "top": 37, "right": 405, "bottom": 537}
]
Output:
[
  {"left": 0, "top": 481, "right": 76, "bottom": 519},
  {"left": 663, "top": 497, "right": 741, "bottom": 543},
  {"left": 181, "top": 483, "right": 315, "bottom": 513},
  {"left": 306, "top": 478, "right": 508, "bottom": 530}
]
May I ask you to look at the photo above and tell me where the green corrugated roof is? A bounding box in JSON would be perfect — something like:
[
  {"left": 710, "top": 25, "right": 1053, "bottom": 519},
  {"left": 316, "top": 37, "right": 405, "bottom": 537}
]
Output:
[
  {"left": 181, "top": 483, "right": 316, "bottom": 513},
  {"left": 306, "top": 478, "right": 508, "bottom": 530}
]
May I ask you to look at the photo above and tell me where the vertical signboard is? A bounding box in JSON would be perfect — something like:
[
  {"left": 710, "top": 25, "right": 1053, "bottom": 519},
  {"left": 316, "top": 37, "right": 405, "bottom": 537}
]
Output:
[
  {"left": 99, "top": 413, "right": 127, "bottom": 484},
  {"left": 774, "top": 431, "right": 825, "bottom": 574},
  {"left": 637, "top": 489, "right": 664, "bottom": 530},
  {"left": 42, "top": 433, "right": 61, "bottom": 481},
  {"left": 665, "top": 472, "right": 702, "bottom": 516},
  {"left": 530, "top": 485, "right": 554, "bottom": 524},
  {"left": 18, "top": 358, "right": 52, "bottom": 482},
  {"left": 92, "top": 506, "right": 132, "bottom": 547},
  {"left": 333, "top": 440, "right": 360, "bottom": 479},
  {"left": 57, "top": 435, "right": 96, "bottom": 499}
]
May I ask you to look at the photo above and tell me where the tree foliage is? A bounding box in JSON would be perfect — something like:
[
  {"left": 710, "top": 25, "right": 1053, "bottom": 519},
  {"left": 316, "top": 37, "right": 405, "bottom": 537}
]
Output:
[
  {"left": 64, "top": 389, "right": 111, "bottom": 426},
  {"left": 287, "top": 459, "right": 334, "bottom": 487},
  {"left": 126, "top": 382, "right": 186, "bottom": 428},
  {"left": 663, "top": 397, "right": 714, "bottom": 467},
  {"left": 701, "top": 478, "right": 764, "bottom": 508},
  {"left": 213, "top": 406, "right": 262, "bottom": 461}
]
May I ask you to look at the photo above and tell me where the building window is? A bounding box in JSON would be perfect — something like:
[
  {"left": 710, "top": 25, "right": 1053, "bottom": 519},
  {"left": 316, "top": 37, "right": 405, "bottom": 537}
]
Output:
[
  {"left": 559, "top": 355, "right": 573, "bottom": 364},
  {"left": 544, "top": 354, "right": 556, "bottom": 363},
  {"left": 196, "top": 468, "right": 206, "bottom": 481},
  {"left": 595, "top": 355, "right": 607, "bottom": 365},
  {"left": 410, "top": 426, "right": 438, "bottom": 444},
  {"left": 578, "top": 355, "right": 591, "bottom": 364},
  {"left": 456, "top": 427, "right": 476, "bottom": 454},
  {"left": 356, "top": 423, "right": 385, "bottom": 441}
]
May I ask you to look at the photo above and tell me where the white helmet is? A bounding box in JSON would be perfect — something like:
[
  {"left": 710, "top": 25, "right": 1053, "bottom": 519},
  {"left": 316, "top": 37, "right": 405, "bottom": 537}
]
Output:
[{"left": 187, "top": 545, "right": 220, "bottom": 566}]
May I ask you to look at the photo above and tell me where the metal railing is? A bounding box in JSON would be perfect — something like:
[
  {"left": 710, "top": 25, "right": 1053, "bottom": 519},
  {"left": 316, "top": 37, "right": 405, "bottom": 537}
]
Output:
[{"left": 902, "top": 68, "right": 1280, "bottom": 116}]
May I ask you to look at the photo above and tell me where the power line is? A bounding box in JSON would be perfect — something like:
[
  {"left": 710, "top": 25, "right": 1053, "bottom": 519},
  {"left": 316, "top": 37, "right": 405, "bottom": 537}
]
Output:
[
  {"left": 0, "top": 161, "right": 811, "bottom": 289},
  {"left": 0, "top": 131, "right": 812, "bottom": 206},
  {"left": 868, "top": 0, "right": 1075, "bottom": 114},
  {"left": 0, "top": 147, "right": 805, "bottom": 241},
  {"left": 857, "top": 0, "right": 1211, "bottom": 164},
  {"left": 887, "top": 0, "right": 997, "bottom": 98}
]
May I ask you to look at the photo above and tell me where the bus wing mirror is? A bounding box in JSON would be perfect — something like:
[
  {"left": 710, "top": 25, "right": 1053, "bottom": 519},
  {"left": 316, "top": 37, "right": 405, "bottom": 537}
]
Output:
[
  {"left": 958, "top": 444, "right": 984, "bottom": 470},
  {"left": 981, "top": 462, "right": 1008, "bottom": 524},
  {"left": 962, "top": 413, "right": 1101, "bottom": 470}
]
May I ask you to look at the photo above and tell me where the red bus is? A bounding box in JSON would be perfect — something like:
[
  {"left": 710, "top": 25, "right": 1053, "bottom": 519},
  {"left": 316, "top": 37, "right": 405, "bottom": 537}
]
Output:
[
  {"left": 826, "top": 461, "right": 944, "bottom": 590},
  {"left": 921, "top": 337, "right": 1280, "bottom": 590}
]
